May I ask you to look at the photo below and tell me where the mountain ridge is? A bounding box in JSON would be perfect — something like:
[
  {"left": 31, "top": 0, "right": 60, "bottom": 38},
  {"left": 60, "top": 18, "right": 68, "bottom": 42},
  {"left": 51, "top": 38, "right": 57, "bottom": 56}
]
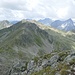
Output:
[
  {"left": 0, "top": 20, "right": 75, "bottom": 75},
  {"left": 38, "top": 18, "right": 75, "bottom": 31}
]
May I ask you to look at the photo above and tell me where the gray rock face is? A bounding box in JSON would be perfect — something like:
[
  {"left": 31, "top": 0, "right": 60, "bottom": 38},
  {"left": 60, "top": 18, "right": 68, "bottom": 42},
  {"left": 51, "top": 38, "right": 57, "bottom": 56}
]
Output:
[
  {"left": 9, "top": 54, "right": 59, "bottom": 75},
  {"left": 3, "top": 51, "right": 75, "bottom": 75},
  {"left": 27, "top": 60, "right": 36, "bottom": 75},
  {"left": 64, "top": 52, "right": 75, "bottom": 63},
  {"left": 41, "top": 54, "right": 59, "bottom": 69},
  {"left": 48, "top": 55, "right": 59, "bottom": 65},
  {"left": 27, "top": 60, "right": 35, "bottom": 70},
  {"left": 8, "top": 61, "right": 27, "bottom": 75}
]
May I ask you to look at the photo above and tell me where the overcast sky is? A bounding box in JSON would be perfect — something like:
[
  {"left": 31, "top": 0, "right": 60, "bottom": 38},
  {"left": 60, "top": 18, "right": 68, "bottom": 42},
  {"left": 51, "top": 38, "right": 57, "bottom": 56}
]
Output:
[{"left": 0, "top": 0, "right": 75, "bottom": 21}]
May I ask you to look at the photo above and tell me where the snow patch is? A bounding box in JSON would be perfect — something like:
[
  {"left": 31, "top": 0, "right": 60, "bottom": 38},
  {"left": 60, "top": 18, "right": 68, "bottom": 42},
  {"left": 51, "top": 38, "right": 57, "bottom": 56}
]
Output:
[
  {"left": 61, "top": 23, "right": 67, "bottom": 29},
  {"left": 74, "top": 22, "right": 75, "bottom": 26}
]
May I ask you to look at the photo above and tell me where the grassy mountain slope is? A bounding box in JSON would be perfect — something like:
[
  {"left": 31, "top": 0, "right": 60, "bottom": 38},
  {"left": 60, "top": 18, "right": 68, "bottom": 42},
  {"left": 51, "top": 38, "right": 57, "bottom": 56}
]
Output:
[{"left": 0, "top": 20, "right": 75, "bottom": 75}]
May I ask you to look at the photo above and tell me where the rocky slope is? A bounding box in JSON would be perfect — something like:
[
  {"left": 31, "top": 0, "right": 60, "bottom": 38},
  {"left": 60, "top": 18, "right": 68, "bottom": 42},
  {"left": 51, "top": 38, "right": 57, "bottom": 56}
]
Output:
[
  {"left": 29, "top": 50, "right": 75, "bottom": 75},
  {"left": 0, "top": 20, "right": 75, "bottom": 75}
]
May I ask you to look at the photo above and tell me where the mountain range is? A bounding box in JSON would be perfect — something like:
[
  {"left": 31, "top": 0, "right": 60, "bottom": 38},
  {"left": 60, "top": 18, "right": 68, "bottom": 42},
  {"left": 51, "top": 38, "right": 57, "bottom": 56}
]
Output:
[
  {"left": 38, "top": 18, "right": 75, "bottom": 31},
  {"left": 0, "top": 18, "right": 75, "bottom": 32},
  {"left": 0, "top": 19, "right": 75, "bottom": 75},
  {"left": 51, "top": 18, "right": 75, "bottom": 31},
  {"left": 38, "top": 18, "right": 53, "bottom": 26}
]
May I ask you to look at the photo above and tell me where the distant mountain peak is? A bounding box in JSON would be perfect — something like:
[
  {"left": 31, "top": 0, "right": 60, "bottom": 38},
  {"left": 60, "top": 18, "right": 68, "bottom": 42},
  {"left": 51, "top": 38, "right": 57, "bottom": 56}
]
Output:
[
  {"left": 21, "top": 19, "right": 27, "bottom": 23},
  {"left": 38, "top": 18, "right": 53, "bottom": 25},
  {"left": 44, "top": 18, "right": 51, "bottom": 20},
  {"left": 0, "top": 20, "right": 12, "bottom": 30},
  {"left": 51, "top": 18, "right": 75, "bottom": 31},
  {"left": 66, "top": 18, "right": 73, "bottom": 22},
  {"left": 67, "top": 18, "right": 72, "bottom": 21},
  {"left": 0, "top": 20, "right": 9, "bottom": 23}
]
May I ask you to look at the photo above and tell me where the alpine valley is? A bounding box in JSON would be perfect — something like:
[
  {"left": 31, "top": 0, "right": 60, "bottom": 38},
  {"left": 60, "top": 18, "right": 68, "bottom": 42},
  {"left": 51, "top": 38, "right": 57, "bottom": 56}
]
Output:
[{"left": 0, "top": 19, "right": 75, "bottom": 75}]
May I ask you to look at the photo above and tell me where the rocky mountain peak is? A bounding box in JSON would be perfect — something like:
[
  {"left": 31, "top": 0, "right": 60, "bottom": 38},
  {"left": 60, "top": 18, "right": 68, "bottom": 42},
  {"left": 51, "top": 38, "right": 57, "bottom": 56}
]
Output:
[
  {"left": 0, "top": 20, "right": 12, "bottom": 30},
  {"left": 51, "top": 18, "right": 75, "bottom": 31},
  {"left": 65, "top": 18, "right": 73, "bottom": 24},
  {"left": 67, "top": 18, "right": 72, "bottom": 21},
  {"left": 1, "top": 20, "right": 9, "bottom": 23},
  {"left": 38, "top": 18, "right": 53, "bottom": 25}
]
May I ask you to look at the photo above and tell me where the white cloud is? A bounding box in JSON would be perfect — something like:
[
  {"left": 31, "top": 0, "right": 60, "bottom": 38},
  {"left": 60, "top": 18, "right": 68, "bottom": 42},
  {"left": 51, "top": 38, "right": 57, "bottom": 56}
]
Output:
[
  {"left": 0, "top": 0, "right": 75, "bottom": 20},
  {"left": 26, "top": 0, "right": 39, "bottom": 11},
  {"left": 56, "top": 7, "right": 69, "bottom": 19}
]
